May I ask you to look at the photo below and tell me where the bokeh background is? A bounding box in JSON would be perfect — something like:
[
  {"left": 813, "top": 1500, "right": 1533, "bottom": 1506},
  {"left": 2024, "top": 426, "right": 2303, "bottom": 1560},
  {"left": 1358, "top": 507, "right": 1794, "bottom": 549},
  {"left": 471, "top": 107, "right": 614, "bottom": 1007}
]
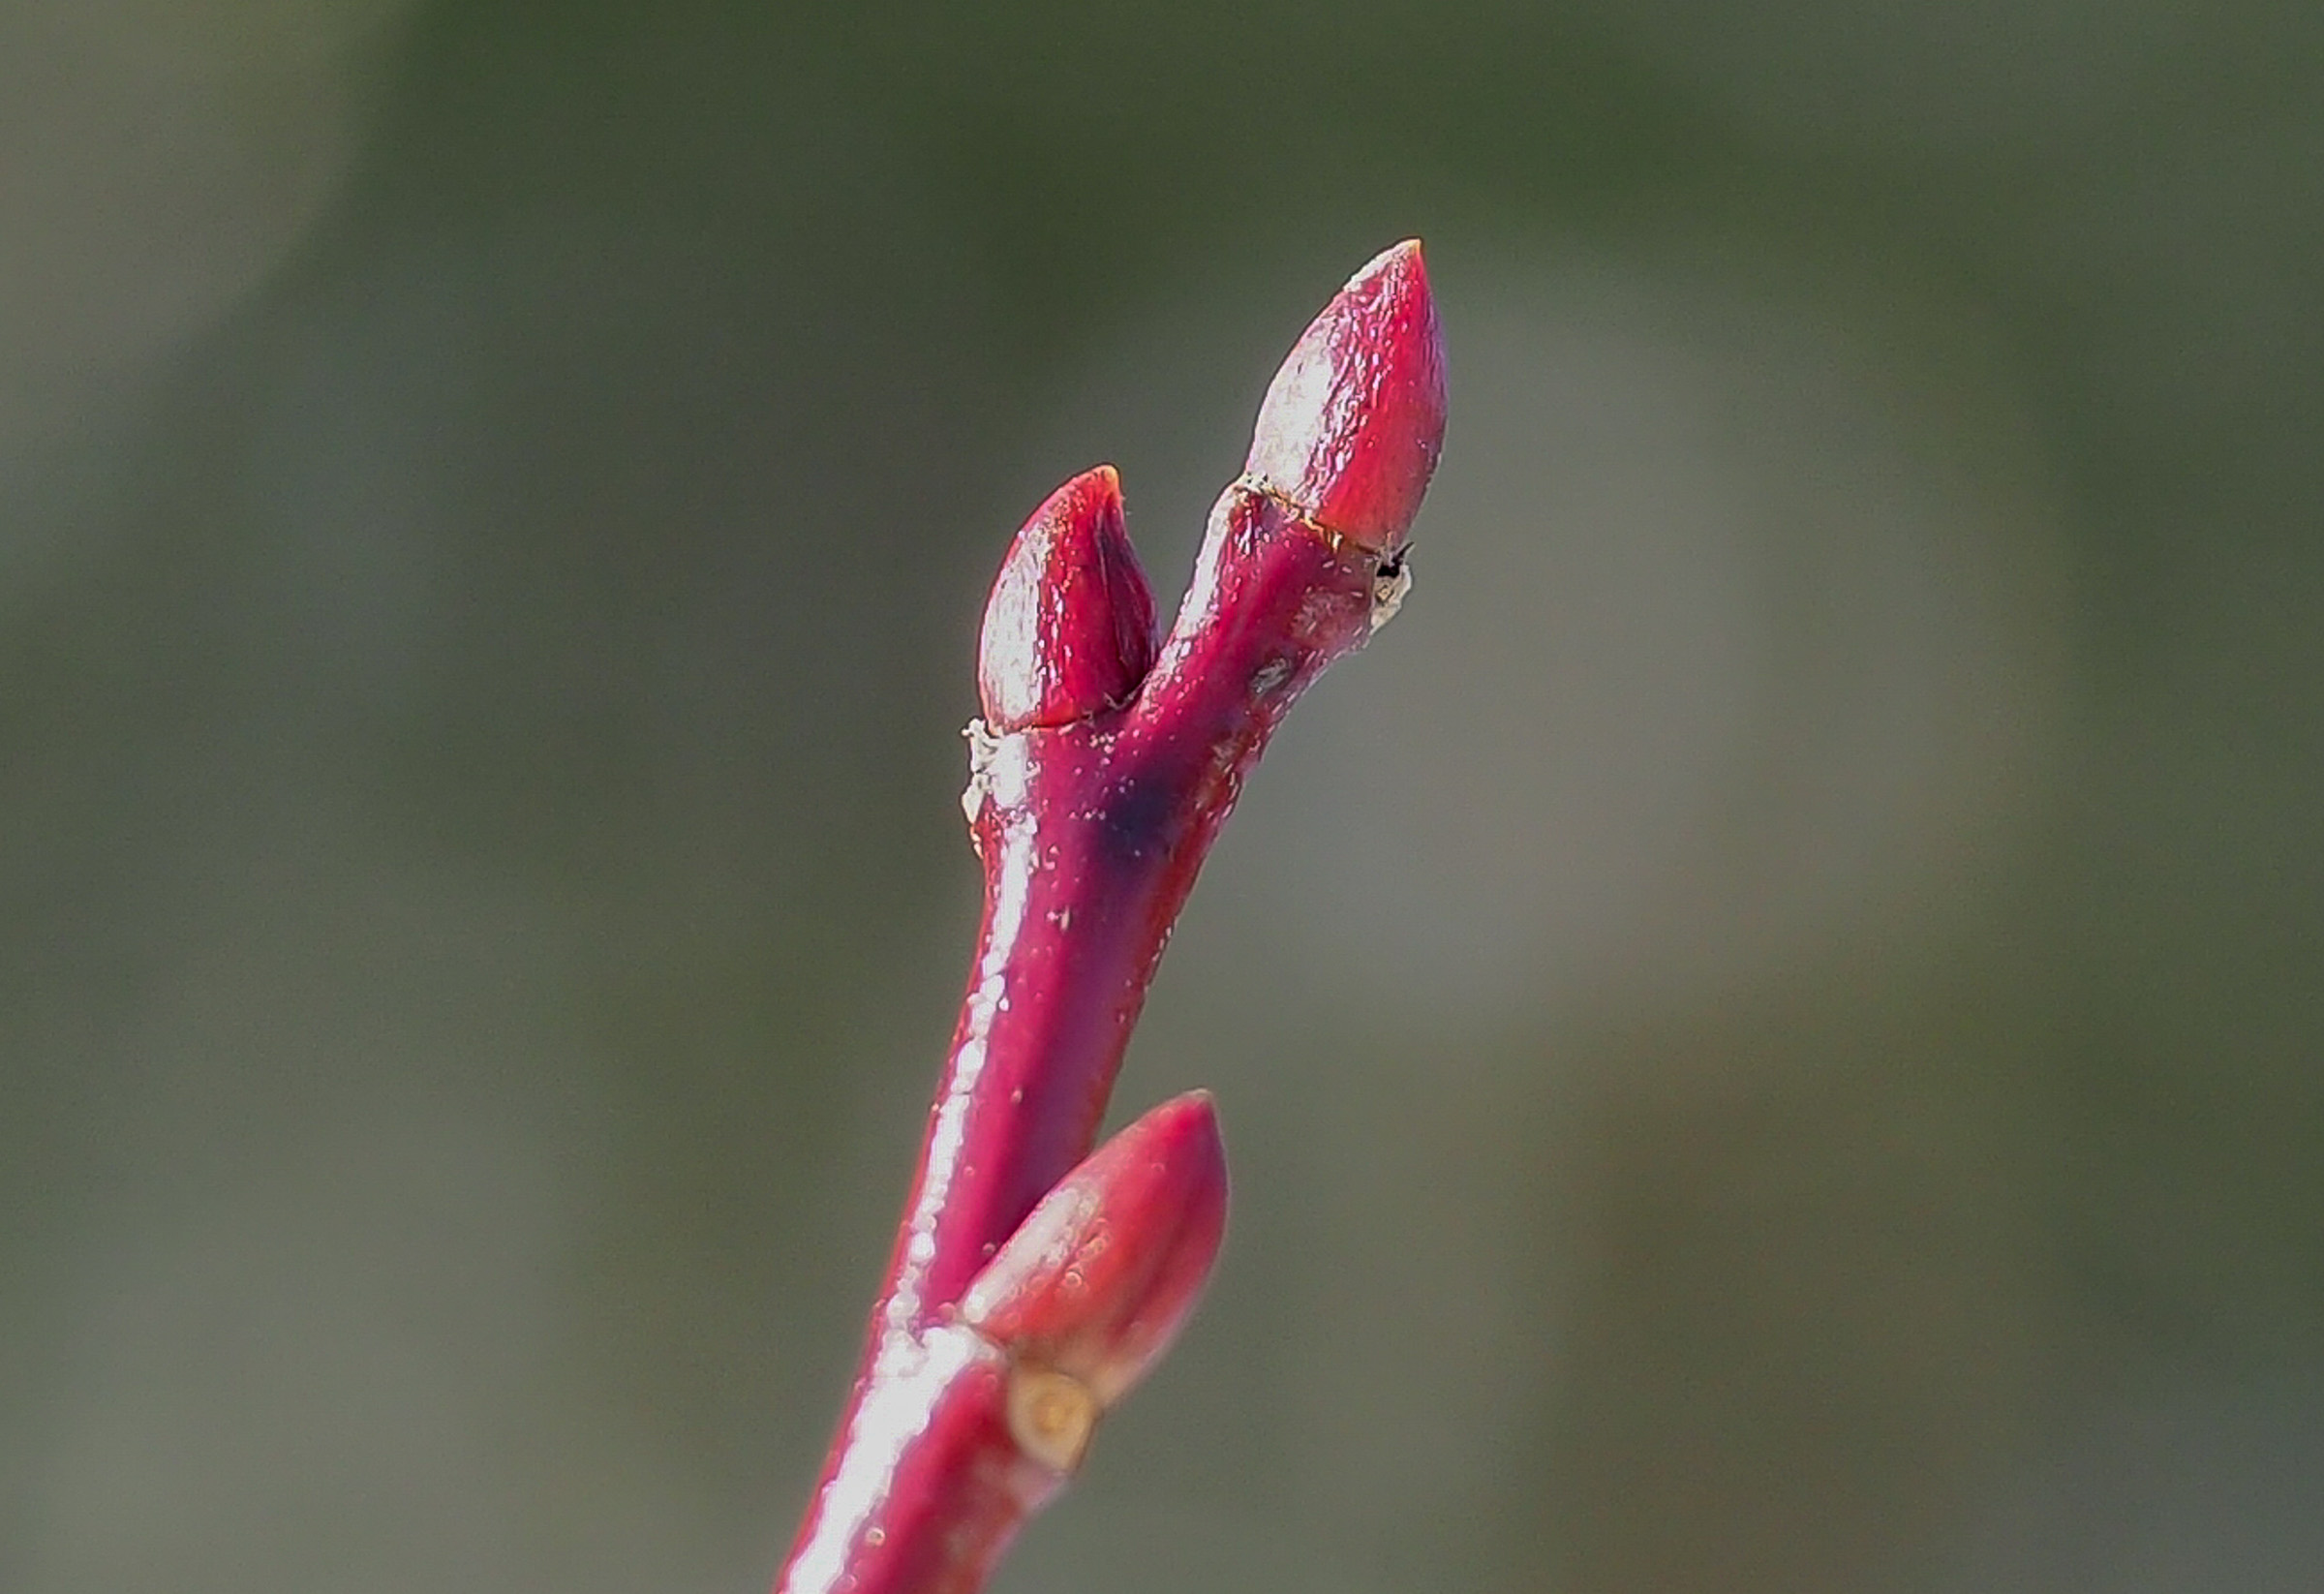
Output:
[{"left": 6, "top": 3, "right": 2321, "bottom": 1590}]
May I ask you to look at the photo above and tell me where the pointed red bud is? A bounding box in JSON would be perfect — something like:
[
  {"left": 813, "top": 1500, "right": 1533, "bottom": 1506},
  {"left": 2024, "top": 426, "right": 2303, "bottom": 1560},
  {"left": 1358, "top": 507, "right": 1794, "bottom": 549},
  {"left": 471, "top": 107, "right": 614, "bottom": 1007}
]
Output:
[
  {"left": 976, "top": 465, "right": 1159, "bottom": 732},
  {"left": 959, "top": 1090, "right": 1229, "bottom": 1408},
  {"left": 1244, "top": 239, "right": 1448, "bottom": 553}
]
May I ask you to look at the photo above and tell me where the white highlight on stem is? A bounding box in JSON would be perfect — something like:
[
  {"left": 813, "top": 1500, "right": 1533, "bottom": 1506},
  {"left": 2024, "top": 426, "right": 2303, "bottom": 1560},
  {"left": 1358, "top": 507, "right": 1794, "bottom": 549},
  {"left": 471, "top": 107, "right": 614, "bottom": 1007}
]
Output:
[{"left": 783, "top": 1326, "right": 998, "bottom": 1594}]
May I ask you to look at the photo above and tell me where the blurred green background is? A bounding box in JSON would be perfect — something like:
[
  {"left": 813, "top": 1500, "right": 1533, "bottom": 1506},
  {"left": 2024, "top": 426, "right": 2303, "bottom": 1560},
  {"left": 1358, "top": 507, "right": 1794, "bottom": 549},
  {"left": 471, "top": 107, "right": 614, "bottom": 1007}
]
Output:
[{"left": 6, "top": 2, "right": 2321, "bottom": 1590}]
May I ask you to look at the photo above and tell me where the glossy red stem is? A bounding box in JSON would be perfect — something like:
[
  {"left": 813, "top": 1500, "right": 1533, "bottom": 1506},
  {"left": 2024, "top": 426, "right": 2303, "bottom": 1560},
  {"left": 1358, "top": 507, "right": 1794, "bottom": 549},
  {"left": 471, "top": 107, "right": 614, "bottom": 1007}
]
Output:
[
  {"left": 776, "top": 241, "right": 1445, "bottom": 1594},
  {"left": 779, "top": 1327, "right": 1039, "bottom": 1594},
  {"left": 784, "top": 1093, "right": 1227, "bottom": 1594},
  {"left": 902, "top": 485, "right": 1378, "bottom": 1330}
]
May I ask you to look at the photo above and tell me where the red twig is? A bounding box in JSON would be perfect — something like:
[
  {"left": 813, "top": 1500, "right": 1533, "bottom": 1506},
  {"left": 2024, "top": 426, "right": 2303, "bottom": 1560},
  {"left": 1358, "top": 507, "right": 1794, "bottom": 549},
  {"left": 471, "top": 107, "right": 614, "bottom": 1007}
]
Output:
[{"left": 777, "top": 242, "right": 1447, "bottom": 1594}]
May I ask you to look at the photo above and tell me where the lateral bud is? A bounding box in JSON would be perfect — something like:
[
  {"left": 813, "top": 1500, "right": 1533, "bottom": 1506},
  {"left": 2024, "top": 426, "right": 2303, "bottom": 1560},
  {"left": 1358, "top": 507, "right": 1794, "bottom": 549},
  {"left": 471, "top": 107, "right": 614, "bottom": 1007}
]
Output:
[
  {"left": 959, "top": 1090, "right": 1229, "bottom": 1415},
  {"left": 977, "top": 465, "right": 1159, "bottom": 732},
  {"left": 1244, "top": 239, "right": 1448, "bottom": 554}
]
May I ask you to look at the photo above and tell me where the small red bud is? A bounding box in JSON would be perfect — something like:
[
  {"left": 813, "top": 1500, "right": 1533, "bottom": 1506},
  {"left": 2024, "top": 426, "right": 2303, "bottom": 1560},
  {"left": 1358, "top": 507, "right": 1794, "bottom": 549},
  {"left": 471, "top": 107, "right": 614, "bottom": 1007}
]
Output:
[
  {"left": 977, "top": 465, "right": 1159, "bottom": 732},
  {"left": 1244, "top": 239, "right": 1448, "bottom": 553},
  {"left": 959, "top": 1091, "right": 1228, "bottom": 1407}
]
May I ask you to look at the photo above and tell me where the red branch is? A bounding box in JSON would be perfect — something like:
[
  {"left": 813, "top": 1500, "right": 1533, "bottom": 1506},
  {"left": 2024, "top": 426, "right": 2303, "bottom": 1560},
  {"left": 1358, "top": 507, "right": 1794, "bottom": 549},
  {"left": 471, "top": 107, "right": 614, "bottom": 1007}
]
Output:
[{"left": 776, "top": 242, "right": 1447, "bottom": 1594}]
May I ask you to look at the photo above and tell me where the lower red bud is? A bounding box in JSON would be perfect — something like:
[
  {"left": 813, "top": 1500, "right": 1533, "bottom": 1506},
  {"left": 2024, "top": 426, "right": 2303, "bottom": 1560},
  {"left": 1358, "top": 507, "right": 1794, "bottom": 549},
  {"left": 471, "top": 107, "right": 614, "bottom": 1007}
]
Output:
[{"left": 959, "top": 1091, "right": 1229, "bottom": 1407}]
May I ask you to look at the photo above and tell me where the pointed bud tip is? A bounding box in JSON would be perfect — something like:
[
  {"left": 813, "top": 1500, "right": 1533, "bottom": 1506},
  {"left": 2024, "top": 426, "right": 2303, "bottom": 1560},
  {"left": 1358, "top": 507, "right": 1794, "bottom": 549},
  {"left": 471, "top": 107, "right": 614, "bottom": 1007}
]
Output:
[
  {"left": 1245, "top": 239, "right": 1448, "bottom": 553},
  {"left": 960, "top": 1091, "right": 1228, "bottom": 1406},
  {"left": 977, "top": 465, "right": 1158, "bottom": 732}
]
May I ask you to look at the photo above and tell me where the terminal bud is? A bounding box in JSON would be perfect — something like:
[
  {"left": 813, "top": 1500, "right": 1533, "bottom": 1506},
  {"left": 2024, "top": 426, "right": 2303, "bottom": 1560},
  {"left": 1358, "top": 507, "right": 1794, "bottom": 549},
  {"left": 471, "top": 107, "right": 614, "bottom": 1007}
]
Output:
[{"left": 1245, "top": 240, "right": 1447, "bottom": 553}]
